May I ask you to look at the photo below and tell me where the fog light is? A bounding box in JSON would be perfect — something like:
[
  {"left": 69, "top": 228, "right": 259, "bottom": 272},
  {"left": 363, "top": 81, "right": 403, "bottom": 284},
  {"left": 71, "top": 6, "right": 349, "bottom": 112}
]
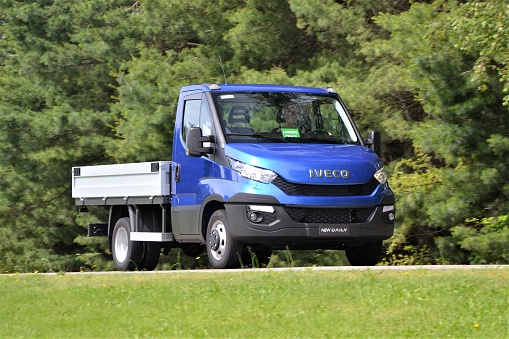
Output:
[
  {"left": 381, "top": 205, "right": 395, "bottom": 224},
  {"left": 248, "top": 211, "right": 263, "bottom": 223}
]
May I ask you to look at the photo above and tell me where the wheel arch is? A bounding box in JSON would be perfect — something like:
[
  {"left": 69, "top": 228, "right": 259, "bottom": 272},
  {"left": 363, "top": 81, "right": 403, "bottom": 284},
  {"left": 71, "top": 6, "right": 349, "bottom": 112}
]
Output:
[{"left": 200, "top": 195, "right": 225, "bottom": 242}]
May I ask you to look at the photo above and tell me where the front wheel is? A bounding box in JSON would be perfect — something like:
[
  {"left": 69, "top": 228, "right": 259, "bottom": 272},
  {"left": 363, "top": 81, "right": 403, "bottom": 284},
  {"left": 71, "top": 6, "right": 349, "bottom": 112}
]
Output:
[
  {"left": 112, "top": 217, "right": 143, "bottom": 271},
  {"left": 206, "top": 209, "right": 243, "bottom": 269},
  {"left": 345, "top": 241, "right": 383, "bottom": 266}
]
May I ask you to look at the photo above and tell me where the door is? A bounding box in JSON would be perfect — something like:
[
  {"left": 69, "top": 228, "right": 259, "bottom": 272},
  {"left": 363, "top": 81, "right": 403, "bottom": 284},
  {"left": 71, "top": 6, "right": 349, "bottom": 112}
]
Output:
[{"left": 173, "top": 93, "right": 216, "bottom": 236}]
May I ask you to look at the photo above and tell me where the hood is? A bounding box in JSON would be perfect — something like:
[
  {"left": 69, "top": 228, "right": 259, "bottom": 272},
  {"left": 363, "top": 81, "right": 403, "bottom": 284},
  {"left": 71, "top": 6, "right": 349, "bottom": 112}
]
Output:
[{"left": 224, "top": 143, "right": 382, "bottom": 184}]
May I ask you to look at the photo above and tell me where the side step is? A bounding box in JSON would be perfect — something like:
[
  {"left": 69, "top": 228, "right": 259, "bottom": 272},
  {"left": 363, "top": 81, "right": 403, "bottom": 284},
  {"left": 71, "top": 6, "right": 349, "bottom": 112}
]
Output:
[
  {"left": 87, "top": 224, "right": 174, "bottom": 242},
  {"left": 130, "top": 232, "right": 174, "bottom": 242}
]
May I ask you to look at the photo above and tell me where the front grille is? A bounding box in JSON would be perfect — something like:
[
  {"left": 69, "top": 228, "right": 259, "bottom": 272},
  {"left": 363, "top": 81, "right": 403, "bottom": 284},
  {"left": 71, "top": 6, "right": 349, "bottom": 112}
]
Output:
[
  {"left": 285, "top": 207, "right": 374, "bottom": 224},
  {"left": 273, "top": 177, "right": 379, "bottom": 196}
]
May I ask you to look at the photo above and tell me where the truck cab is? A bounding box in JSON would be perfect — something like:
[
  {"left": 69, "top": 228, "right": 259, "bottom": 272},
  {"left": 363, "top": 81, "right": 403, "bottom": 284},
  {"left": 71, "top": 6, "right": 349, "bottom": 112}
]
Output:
[{"left": 72, "top": 83, "right": 395, "bottom": 270}]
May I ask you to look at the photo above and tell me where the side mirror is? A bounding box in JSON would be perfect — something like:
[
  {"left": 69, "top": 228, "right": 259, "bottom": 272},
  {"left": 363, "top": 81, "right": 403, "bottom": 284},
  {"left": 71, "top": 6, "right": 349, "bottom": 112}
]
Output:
[
  {"left": 365, "top": 130, "right": 382, "bottom": 157},
  {"left": 186, "top": 127, "right": 214, "bottom": 157}
]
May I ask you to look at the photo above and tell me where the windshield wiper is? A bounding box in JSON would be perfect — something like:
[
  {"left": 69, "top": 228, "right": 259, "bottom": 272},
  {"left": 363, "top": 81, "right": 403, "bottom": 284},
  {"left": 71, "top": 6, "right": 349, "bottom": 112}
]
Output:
[
  {"left": 226, "top": 133, "right": 290, "bottom": 143},
  {"left": 298, "top": 136, "right": 343, "bottom": 144}
]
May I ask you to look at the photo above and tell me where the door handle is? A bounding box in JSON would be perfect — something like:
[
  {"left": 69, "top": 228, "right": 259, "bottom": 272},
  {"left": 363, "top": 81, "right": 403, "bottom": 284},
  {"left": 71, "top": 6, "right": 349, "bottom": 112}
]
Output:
[{"left": 175, "top": 164, "right": 181, "bottom": 183}]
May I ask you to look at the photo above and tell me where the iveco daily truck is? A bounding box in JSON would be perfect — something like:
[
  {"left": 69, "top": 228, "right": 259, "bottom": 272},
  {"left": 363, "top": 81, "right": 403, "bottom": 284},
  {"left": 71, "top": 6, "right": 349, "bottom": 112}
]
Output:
[{"left": 72, "top": 83, "right": 395, "bottom": 270}]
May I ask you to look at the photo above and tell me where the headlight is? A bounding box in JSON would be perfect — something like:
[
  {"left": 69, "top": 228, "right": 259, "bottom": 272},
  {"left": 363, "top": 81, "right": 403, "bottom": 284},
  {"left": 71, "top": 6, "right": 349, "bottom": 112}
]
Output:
[
  {"left": 228, "top": 158, "right": 277, "bottom": 184},
  {"left": 374, "top": 167, "right": 387, "bottom": 184}
]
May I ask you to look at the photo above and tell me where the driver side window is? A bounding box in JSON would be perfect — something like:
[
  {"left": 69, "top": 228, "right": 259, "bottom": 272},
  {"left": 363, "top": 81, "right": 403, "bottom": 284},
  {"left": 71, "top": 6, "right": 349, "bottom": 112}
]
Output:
[
  {"left": 182, "top": 99, "right": 201, "bottom": 142},
  {"left": 182, "top": 97, "right": 214, "bottom": 144}
]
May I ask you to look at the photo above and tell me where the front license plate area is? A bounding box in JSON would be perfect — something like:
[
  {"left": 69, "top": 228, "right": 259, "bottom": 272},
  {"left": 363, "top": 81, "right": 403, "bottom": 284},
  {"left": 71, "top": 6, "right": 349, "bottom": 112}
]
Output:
[{"left": 319, "top": 226, "right": 350, "bottom": 236}]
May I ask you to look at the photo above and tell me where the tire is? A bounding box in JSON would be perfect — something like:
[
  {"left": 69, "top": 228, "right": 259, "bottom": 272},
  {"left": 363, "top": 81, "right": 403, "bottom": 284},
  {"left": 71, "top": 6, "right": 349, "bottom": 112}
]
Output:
[
  {"left": 140, "top": 242, "right": 161, "bottom": 271},
  {"left": 206, "top": 209, "right": 243, "bottom": 269},
  {"left": 345, "top": 241, "right": 383, "bottom": 266},
  {"left": 112, "top": 217, "right": 143, "bottom": 271}
]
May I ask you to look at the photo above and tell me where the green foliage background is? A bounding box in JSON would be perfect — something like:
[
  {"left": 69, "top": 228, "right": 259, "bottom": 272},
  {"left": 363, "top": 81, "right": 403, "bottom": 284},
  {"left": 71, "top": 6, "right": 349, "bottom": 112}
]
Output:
[{"left": 1, "top": 0, "right": 509, "bottom": 272}]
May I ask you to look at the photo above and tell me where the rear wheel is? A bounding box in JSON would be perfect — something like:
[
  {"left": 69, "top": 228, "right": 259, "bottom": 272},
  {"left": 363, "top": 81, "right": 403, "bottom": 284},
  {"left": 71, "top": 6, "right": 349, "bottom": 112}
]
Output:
[
  {"left": 140, "top": 242, "right": 161, "bottom": 271},
  {"left": 345, "top": 241, "right": 383, "bottom": 266},
  {"left": 112, "top": 217, "right": 143, "bottom": 271},
  {"left": 206, "top": 209, "right": 243, "bottom": 269}
]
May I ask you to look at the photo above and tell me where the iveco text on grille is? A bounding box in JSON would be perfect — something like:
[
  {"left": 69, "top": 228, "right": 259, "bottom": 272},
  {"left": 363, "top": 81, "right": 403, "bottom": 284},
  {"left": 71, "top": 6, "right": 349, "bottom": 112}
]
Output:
[{"left": 309, "top": 169, "right": 350, "bottom": 178}]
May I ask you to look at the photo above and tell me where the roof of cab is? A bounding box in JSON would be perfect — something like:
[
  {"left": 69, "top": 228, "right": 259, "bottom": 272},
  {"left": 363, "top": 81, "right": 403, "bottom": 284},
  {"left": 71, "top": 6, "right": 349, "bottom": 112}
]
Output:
[{"left": 180, "top": 83, "right": 335, "bottom": 94}]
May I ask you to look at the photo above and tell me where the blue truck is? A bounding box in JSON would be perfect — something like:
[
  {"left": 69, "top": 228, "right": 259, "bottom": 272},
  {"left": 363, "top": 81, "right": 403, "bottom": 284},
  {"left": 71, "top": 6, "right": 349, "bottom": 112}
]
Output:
[{"left": 72, "top": 83, "right": 395, "bottom": 270}]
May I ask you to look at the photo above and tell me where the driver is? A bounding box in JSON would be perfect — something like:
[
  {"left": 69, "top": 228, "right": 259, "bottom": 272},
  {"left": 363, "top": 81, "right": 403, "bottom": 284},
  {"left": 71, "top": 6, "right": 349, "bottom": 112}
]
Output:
[{"left": 280, "top": 103, "right": 310, "bottom": 132}]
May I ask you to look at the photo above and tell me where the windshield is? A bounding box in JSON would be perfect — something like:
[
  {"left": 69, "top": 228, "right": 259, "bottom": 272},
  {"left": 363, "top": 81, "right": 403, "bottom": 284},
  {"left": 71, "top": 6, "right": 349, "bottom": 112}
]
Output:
[{"left": 212, "top": 92, "right": 360, "bottom": 144}]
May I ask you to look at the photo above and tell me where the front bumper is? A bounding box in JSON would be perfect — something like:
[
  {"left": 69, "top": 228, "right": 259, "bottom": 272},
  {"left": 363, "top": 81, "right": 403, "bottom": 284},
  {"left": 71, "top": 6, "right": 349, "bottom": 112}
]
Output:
[{"left": 225, "top": 193, "right": 395, "bottom": 250}]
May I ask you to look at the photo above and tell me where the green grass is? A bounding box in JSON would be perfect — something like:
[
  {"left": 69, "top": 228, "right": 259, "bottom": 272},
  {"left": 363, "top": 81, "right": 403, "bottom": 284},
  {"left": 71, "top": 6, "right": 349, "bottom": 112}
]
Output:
[{"left": 1, "top": 269, "right": 508, "bottom": 338}]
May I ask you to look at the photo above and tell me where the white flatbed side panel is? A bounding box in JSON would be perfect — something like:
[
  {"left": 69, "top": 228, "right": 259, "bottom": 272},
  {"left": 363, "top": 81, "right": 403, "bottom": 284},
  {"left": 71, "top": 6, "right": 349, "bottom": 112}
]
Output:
[{"left": 72, "top": 161, "right": 172, "bottom": 198}]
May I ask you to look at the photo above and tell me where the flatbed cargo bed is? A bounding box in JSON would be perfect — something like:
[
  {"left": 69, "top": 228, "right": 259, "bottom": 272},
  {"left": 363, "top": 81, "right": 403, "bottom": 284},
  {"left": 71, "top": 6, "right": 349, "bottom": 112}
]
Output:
[{"left": 72, "top": 161, "right": 173, "bottom": 206}]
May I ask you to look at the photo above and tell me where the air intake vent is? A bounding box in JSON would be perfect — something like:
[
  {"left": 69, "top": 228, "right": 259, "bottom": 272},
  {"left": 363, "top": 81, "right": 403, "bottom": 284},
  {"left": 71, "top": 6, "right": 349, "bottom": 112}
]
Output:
[{"left": 285, "top": 207, "right": 374, "bottom": 224}]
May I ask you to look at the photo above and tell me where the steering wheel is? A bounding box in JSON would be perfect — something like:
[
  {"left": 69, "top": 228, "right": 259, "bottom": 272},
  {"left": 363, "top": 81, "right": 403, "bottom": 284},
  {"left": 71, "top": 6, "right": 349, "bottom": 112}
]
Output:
[{"left": 309, "top": 129, "right": 327, "bottom": 135}]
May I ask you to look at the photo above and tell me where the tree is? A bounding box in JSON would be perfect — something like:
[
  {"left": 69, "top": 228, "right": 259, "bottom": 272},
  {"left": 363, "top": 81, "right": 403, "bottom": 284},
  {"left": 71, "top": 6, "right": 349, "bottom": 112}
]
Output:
[
  {"left": 0, "top": 0, "right": 138, "bottom": 272},
  {"left": 365, "top": 1, "right": 509, "bottom": 264},
  {"left": 225, "top": 0, "right": 312, "bottom": 73}
]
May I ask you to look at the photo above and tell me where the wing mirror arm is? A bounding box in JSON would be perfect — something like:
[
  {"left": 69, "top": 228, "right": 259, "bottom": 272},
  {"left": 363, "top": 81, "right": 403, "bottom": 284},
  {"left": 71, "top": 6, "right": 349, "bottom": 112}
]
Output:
[{"left": 364, "top": 130, "right": 382, "bottom": 157}]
